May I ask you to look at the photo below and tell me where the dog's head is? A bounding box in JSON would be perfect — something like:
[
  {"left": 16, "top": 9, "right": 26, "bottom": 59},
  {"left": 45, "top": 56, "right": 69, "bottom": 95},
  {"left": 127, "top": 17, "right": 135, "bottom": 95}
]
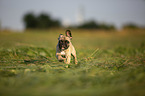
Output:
[{"left": 58, "top": 30, "right": 72, "bottom": 50}]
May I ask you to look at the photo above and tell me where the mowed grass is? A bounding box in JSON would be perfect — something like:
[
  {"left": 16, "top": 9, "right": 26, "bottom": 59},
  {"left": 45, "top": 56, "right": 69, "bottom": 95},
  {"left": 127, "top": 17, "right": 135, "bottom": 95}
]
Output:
[{"left": 0, "top": 29, "right": 145, "bottom": 96}]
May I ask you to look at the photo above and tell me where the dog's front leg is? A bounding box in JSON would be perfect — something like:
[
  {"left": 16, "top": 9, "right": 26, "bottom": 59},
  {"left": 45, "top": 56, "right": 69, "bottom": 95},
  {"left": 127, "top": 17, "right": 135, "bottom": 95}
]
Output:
[
  {"left": 71, "top": 46, "right": 78, "bottom": 64},
  {"left": 73, "top": 55, "right": 78, "bottom": 64},
  {"left": 66, "top": 54, "right": 71, "bottom": 64},
  {"left": 64, "top": 53, "right": 71, "bottom": 68},
  {"left": 56, "top": 53, "right": 66, "bottom": 62}
]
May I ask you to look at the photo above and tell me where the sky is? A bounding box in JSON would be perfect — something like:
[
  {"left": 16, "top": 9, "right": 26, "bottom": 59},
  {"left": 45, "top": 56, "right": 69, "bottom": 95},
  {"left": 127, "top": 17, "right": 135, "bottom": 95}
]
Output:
[{"left": 0, "top": 0, "right": 145, "bottom": 30}]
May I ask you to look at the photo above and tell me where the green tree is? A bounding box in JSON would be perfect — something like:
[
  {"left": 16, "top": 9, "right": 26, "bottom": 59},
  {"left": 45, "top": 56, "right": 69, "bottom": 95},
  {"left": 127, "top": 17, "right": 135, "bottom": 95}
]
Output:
[
  {"left": 123, "top": 23, "right": 139, "bottom": 29},
  {"left": 23, "top": 12, "right": 61, "bottom": 29},
  {"left": 78, "top": 20, "right": 99, "bottom": 29},
  {"left": 23, "top": 13, "right": 37, "bottom": 29},
  {"left": 78, "top": 20, "right": 115, "bottom": 30},
  {"left": 37, "top": 13, "right": 52, "bottom": 29}
]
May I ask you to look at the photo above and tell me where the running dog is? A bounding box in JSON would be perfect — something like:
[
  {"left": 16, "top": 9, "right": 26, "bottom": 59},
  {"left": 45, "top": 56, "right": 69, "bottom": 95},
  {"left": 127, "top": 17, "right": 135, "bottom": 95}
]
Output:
[{"left": 56, "top": 30, "right": 78, "bottom": 64}]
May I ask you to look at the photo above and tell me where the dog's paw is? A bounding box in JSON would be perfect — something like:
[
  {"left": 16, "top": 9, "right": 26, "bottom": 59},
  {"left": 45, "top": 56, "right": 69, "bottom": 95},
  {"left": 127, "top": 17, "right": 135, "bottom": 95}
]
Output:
[
  {"left": 75, "top": 61, "right": 78, "bottom": 64},
  {"left": 65, "top": 64, "right": 70, "bottom": 68}
]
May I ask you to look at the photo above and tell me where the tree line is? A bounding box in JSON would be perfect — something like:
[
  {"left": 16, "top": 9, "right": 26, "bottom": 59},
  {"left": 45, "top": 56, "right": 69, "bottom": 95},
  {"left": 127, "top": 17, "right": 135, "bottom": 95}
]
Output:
[
  {"left": 23, "top": 12, "right": 61, "bottom": 29},
  {"left": 23, "top": 12, "right": 142, "bottom": 30}
]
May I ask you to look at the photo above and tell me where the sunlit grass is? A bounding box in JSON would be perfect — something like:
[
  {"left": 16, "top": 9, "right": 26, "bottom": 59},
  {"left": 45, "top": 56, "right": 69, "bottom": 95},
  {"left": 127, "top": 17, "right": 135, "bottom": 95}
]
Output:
[{"left": 0, "top": 29, "right": 145, "bottom": 96}]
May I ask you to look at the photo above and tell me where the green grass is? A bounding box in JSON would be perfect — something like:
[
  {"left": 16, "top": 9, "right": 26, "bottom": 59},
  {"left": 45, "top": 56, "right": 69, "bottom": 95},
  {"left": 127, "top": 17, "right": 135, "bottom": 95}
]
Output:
[{"left": 0, "top": 29, "right": 145, "bottom": 96}]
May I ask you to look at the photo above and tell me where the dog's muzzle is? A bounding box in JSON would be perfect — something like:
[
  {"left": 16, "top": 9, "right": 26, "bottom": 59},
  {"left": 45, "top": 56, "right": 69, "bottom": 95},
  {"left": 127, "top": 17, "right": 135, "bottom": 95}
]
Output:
[{"left": 59, "top": 40, "right": 70, "bottom": 50}]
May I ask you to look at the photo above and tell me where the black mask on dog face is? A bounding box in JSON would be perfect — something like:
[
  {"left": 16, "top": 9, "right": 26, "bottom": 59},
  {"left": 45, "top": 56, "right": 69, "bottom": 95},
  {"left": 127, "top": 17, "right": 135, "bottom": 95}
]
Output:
[{"left": 59, "top": 40, "right": 70, "bottom": 50}]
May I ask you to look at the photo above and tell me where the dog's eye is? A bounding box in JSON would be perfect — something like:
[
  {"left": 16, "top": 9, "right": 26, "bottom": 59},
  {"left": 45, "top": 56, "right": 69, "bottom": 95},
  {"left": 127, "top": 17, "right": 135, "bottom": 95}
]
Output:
[
  {"left": 59, "top": 40, "right": 63, "bottom": 43},
  {"left": 65, "top": 40, "right": 69, "bottom": 44}
]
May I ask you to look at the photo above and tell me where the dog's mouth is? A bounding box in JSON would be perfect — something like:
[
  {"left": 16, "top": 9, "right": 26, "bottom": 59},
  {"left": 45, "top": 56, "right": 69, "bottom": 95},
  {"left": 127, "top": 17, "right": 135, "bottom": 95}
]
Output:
[{"left": 59, "top": 40, "right": 70, "bottom": 50}]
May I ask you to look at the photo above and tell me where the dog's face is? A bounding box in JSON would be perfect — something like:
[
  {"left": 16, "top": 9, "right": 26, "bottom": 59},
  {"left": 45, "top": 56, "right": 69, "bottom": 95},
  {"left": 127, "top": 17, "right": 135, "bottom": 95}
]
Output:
[
  {"left": 59, "top": 38, "right": 70, "bottom": 50},
  {"left": 58, "top": 30, "right": 72, "bottom": 50}
]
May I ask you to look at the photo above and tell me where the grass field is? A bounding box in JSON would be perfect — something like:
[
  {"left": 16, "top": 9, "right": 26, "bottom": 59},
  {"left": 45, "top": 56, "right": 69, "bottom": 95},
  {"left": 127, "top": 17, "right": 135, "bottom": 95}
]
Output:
[{"left": 0, "top": 29, "right": 145, "bottom": 96}]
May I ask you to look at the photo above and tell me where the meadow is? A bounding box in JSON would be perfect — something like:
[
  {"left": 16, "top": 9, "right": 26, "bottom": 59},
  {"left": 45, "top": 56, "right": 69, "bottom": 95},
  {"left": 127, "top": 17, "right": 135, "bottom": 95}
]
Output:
[{"left": 0, "top": 29, "right": 145, "bottom": 96}]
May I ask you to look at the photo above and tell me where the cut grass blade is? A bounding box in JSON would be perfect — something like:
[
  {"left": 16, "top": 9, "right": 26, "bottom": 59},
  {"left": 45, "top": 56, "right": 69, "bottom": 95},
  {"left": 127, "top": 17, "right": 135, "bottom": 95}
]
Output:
[{"left": 89, "top": 48, "right": 100, "bottom": 58}]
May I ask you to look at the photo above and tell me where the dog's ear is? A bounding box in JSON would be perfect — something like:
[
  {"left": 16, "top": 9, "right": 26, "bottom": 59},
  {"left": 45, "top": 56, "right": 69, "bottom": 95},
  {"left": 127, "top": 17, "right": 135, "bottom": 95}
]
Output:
[
  {"left": 65, "top": 30, "right": 72, "bottom": 39},
  {"left": 58, "top": 34, "right": 64, "bottom": 40}
]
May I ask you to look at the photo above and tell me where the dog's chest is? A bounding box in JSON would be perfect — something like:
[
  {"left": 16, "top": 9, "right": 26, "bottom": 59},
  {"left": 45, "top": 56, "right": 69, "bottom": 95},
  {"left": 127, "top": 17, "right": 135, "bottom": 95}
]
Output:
[{"left": 60, "top": 51, "right": 66, "bottom": 55}]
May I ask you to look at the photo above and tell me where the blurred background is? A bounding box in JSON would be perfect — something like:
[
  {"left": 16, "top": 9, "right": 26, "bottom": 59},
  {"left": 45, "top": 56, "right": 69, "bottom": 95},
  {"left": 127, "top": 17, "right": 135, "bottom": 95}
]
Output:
[
  {"left": 0, "top": 1, "right": 145, "bottom": 96},
  {"left": 0, "top": 0, "right": 145, "bottom": 31}
]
